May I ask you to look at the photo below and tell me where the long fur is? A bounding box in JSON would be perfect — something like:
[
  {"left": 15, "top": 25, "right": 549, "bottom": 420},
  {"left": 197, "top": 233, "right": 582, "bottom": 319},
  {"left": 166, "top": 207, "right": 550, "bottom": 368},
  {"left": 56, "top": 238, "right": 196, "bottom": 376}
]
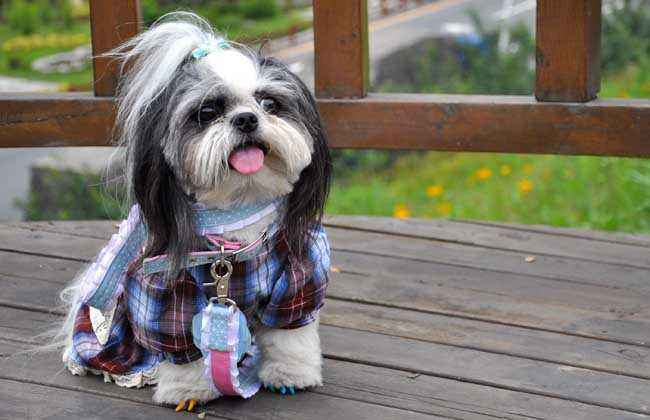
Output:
[{"left": 106, "top": 12, "right": 330, "bottom": 276}]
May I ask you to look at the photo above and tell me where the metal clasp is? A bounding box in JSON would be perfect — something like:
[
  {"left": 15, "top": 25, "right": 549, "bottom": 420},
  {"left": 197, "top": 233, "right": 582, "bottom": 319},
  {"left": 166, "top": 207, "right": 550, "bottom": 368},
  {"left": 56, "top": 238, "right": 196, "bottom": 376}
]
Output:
[{"left": 205, "top": 244, "right": 234, "bottom": 305}]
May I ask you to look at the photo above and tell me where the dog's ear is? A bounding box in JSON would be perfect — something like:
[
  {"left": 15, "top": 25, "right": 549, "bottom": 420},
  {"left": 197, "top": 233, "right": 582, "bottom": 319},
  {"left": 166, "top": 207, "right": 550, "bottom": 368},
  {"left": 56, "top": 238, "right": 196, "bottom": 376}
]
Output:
[
  {"left": 110, "top": 17, "right": 212, "bottom": 277},
  {"left": 261, "top": 57, "right": 332, "bottom": 258},
  {"left": 126, "top": 92, "right": 198, "bottom": 277}
]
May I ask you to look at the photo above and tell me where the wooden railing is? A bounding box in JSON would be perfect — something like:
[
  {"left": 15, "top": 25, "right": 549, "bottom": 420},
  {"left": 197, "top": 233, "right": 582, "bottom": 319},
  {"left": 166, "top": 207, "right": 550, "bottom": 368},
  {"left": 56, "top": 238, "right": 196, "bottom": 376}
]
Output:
[{"left": 1, "top": 0, "right": 649, "bottom": 157}]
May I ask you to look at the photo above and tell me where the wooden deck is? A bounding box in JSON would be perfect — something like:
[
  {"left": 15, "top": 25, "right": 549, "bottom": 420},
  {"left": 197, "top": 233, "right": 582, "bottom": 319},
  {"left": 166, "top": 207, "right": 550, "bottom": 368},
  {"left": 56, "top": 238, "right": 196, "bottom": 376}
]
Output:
[{"left": 1, "top": 216, "right": 650, "bottom": 419}]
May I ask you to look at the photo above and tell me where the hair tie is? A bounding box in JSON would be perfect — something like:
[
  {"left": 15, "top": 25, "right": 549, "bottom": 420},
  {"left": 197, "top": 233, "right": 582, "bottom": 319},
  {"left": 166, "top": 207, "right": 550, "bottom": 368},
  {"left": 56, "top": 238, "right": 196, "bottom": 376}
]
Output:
[{"left": 191, "top": 39, "right": 230, "bottom": 59}]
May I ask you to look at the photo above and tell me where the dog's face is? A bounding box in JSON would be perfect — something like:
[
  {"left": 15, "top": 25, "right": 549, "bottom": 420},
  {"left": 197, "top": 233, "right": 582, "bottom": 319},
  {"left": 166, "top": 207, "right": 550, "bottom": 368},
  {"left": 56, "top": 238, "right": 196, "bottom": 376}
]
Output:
[
  {"left": 163, "top": 48, "right": 315, "bottom": 206},
  {"left": 113, "top": 14, "right": 330, "bottom": 267}
]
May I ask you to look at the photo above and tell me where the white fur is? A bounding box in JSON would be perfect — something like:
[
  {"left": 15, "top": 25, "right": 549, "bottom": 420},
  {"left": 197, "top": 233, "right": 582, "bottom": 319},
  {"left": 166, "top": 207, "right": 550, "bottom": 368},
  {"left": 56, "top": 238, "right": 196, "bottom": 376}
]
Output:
[
  {"left": 256, "top": 317, "right": 323, "bottom": 389},
  {"left": 204, "top": 50, "right": 258, "bottom": 98},
  {"left": 153, "top": 359, "right": 218, "bottom": 404}
]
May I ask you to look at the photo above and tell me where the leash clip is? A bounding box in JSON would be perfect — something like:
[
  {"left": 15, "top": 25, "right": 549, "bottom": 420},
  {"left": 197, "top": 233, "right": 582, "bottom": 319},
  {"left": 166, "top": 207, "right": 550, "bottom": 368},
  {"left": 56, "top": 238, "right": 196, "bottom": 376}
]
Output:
[{"left": 206, "top": 244, "right": 234, "bottom": 305}]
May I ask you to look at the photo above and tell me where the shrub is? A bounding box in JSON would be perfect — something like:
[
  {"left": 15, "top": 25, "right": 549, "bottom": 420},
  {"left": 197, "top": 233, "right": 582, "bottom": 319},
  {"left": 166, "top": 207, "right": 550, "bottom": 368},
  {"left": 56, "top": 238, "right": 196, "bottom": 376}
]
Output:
[
  {"left": 239, "top": 0, "right": 279, "bottom": 20},
  {"left": 602, "top": 0, "right": 650, "bottom": 75},
  {"left": 16, "top": 166, "right": 123, "bottom": 221},
  {"left": 4, "top": 0, "right": 42, "bottom": 35}
]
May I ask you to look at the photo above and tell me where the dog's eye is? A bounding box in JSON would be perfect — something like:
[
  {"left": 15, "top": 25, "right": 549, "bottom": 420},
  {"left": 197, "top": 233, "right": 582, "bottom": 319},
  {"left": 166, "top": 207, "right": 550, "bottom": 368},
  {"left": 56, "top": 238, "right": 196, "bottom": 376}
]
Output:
[
  {"left": 195, "top": 100, "right": 224, "bottom": 124},
  {"left": 259, "top": 97, "right": 278, "bottom": 114}
]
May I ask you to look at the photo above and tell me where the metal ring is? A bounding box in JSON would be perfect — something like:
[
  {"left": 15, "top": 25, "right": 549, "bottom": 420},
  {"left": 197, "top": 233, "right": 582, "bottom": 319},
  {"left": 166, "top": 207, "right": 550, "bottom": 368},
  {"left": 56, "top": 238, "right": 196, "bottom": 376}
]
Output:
[
  {"left": 210, "top": 259, "right": 233, "bottom": 280},
  {"left": 209, "top": 296, "right": 237, "bottom": 307}
]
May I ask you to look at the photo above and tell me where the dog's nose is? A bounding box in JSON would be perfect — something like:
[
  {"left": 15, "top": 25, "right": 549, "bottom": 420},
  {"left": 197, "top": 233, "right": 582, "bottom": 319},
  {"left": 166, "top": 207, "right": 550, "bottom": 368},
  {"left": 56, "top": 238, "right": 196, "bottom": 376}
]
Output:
[{"left": 232, "top": 112, "right": 258, "bottom": 133}]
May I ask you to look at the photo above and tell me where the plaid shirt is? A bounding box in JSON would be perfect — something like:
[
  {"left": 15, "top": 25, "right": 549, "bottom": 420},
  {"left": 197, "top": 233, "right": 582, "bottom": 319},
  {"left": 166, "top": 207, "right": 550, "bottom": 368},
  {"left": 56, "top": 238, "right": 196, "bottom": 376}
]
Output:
[{"left": 69, "top": 226, "right": 330, "bottom": 375}]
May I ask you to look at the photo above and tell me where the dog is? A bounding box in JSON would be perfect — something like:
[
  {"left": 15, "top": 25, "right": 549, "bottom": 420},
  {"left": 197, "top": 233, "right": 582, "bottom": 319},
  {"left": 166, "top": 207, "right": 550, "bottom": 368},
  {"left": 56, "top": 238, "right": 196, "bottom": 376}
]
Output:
[{"left": 59, "top": 12, "right": 331, "bottom": 410}]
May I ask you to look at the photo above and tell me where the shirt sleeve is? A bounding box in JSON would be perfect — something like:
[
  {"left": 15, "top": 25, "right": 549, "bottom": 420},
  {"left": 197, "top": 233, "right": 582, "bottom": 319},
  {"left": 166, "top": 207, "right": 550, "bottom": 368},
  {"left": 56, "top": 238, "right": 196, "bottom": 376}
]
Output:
[{"left": 258, "top": 225, "right": 330, "bottom": 329}]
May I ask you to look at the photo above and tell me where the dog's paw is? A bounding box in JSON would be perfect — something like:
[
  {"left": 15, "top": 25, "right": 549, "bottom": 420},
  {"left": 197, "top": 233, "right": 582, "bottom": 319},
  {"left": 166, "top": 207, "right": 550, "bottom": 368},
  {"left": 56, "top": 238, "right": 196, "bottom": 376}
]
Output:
[
  {"left": 152, "top": 360, "right": 218, "bottom": 408},
  {"left": 258, "top": 359, "right": 322, "bottom": 393}
]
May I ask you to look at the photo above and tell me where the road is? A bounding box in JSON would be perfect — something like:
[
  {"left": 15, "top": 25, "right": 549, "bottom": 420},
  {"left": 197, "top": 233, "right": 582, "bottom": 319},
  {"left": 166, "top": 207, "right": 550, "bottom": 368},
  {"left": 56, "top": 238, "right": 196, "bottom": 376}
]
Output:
[
  {"left": 0, "top": 0, "right": 537, "bottom": 220},
  {"left": 273, "top": 0, "right": 536, "bottom": 89}
]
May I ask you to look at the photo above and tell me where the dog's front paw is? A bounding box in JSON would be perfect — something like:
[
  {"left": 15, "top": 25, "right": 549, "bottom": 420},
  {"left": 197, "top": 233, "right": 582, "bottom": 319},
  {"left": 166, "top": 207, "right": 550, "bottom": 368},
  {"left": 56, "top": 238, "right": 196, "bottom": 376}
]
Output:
[
  {"left": 152, "top": 360, "right": 218, "bottom": 409},
  {"left": 258, "top": 358, "right": 322, "bottom": 395}
]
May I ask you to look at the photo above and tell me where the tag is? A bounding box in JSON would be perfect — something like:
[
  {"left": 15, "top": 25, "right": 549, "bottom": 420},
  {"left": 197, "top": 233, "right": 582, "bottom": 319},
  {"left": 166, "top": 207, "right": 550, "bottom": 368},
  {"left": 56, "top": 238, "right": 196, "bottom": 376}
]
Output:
[{"left": 89, "top": 305, "right": 116, "bottom": 345}]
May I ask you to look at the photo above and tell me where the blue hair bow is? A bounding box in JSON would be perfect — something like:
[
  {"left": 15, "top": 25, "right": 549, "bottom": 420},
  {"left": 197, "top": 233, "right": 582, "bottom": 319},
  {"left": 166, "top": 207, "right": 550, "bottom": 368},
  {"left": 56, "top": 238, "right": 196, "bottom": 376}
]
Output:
[{"left": 191, "top": 38, "right": 230, "bottom": 59}]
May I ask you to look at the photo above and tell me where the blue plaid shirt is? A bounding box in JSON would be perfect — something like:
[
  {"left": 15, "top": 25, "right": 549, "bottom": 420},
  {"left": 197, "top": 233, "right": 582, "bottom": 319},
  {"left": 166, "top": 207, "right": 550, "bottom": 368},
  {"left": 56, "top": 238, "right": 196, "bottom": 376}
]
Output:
[{"left": 69, "top": 226, "right": 330, "bottom": 375}]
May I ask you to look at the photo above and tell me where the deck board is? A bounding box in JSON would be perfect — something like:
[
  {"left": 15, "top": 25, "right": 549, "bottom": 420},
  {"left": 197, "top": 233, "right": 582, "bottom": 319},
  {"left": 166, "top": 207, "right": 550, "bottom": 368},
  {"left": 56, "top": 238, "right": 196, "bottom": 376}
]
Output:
[{"left": 1, "top": 217, "right": 649, "bottom": 419}]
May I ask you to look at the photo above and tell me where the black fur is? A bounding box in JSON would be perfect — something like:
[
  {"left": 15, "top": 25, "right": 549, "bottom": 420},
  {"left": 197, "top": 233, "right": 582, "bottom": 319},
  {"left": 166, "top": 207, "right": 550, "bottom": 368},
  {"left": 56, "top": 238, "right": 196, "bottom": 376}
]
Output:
[
  {"left": 259, "top": 56, "right": 332, "bottom": 259},
  {"left": 116, "top": 51, "right": 330, "bottom": 279}
]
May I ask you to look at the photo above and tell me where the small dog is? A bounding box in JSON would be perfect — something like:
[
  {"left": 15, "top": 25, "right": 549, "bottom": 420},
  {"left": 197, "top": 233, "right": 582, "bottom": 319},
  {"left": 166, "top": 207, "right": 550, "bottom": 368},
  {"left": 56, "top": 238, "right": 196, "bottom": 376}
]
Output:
[{"left": 60, "top": 12, "right": 331, "bottom": 409}]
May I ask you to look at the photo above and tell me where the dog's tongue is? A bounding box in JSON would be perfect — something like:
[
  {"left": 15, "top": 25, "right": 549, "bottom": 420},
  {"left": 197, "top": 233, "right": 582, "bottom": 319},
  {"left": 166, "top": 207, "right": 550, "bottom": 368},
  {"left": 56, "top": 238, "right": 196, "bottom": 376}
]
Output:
[{"left": 228, "top": 145, "right": 264, "bottom": 174}]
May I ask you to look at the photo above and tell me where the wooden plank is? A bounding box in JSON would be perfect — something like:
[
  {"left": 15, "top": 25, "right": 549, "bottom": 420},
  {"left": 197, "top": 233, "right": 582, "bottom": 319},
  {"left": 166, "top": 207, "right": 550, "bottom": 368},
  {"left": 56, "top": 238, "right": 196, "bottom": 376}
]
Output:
[
  {"left": 3, "top": 93, "right": 650, "bottom": 157},
  {"left": 0, "top": 250, "right": 84, "bottom": 285},
  {"left": 0, "top": 379, "right": 196, "bottom": 420},
  {"left": 0, "top": 340, "right": 644, "bottom": 420},
  {"left": 7, "top": 217, "right": 650, "bottom": 295},
  {"left": 327, "top": 229, "right": 650, "bottom": 296},
  {"left": 318, "top": 94, "right": 650, "bottom": 156},
  {"left": 313, "top": 0, "right": 369, "bottom": 98},
  {"left": 535, "top": 0, "right": 601, "bottom": 102},
  {"left": 0, "top": 225, "right": 105, "bottom": 261},
  {"left": 89, "top": 0, "right": 141, "bottom": 96},
  {"left": 325, "top": 216, "right": 650, "bottom": 270},
  {"left": 321, "top": 300, "right": 650, "bottom": 379},
  {"left": 3, "top": 317, "right": 650, "bottom": 416},
  {"left": 453, "top": 219, "right": 650, "bottom": 248},
  {"left": 0, "top": 93, "right": 113, "bottom": 147},
  {"left": 0, "top": 347, "right": 448, "bottom": 420},
  {"left": 328, "top": 254, "right": 650, "bottom": 346},
  {"left": 320, "top": 326, "right": 650, "bottom": 415}
]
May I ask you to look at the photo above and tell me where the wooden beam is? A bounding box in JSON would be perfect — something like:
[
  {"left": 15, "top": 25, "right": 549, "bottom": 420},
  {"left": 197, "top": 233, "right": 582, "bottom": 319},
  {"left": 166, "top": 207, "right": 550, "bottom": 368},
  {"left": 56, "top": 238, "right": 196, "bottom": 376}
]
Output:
[
  {"left": 1, "top": 93, "right": 649, "bottom": 157},
  {"left": 535, "top": 0, "right": 602, "bottom": 102},
  {"left": 89, "top": 0, "right": 141, "bottom": 97},
  {"left": 313, "top": 0, "right": 369, "bottom": 98},
  {"left": 0, "top": 93, "right": 114, "bottom": 147}
]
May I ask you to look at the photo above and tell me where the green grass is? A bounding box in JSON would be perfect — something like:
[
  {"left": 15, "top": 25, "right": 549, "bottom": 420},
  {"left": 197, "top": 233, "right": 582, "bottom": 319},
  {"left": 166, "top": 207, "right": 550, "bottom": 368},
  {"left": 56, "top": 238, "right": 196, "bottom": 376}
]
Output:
[
  {"left": 327, "top": 66, "right": 650, "bottom": 234},
  {"left": 0, "top": 7, "right": 311, "bottom": 89},
  {"left": 0, "top": 21, "right": 93, "bottom": 87}
]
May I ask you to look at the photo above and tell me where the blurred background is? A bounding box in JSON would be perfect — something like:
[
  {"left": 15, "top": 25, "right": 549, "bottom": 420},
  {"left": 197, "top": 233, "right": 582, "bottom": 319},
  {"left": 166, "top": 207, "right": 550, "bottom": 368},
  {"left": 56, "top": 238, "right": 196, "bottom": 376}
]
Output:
[{"left": 0, "top": 0, "right": 649, "bottom": 233}]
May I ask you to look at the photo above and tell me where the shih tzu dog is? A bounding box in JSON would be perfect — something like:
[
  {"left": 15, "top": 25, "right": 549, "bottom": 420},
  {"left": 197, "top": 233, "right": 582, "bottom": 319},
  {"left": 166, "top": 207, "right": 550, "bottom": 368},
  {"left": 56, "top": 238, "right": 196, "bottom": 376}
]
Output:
[{"left": 60, "top": 12, "right": 331, "bottom": 410}]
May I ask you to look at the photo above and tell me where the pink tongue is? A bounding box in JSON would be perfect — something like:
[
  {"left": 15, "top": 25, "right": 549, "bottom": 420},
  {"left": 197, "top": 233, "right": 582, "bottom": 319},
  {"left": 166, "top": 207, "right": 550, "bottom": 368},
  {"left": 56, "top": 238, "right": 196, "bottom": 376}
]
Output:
[{"left": 228, "top": 145, "right": 265, "bottom": 174}]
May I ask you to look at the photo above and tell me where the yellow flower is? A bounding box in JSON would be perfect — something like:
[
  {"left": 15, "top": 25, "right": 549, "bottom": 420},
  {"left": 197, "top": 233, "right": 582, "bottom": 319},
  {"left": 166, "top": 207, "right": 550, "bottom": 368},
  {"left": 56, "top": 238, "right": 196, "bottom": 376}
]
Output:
[
  {"left": 563, "top": 169, "right": 575, "bottom": 179},
  {"left": 500, "top": 165, "right": 512, "bottom": 176},
  {"left": 523, "top": 163, "right": 534, "bottom": 174},
  {"left": 426, "top": 184, "right": 444, "bottom": 197},
  {"left": 475, "top": 168, "right": 492, "bottom": 180},
  {"left": 518, "top": 179, "right": 534, "bottom": 194},
  {"left": 393, "top": 204, "right": 411, "bottom": 219},
  {"left": 436, "top": 202, "right": 453, "bottom": 216}
]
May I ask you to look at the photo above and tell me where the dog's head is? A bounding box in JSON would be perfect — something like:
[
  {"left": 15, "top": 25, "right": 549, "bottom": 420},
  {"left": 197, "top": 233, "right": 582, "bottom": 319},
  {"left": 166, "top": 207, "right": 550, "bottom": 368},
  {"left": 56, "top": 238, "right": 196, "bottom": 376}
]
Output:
[{"left": 112, "top": 13, "right": 331, "bottom": 271}]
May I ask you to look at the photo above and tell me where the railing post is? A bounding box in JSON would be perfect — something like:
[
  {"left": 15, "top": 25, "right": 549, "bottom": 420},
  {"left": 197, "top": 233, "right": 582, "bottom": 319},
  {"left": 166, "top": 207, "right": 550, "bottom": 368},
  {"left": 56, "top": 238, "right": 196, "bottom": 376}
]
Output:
[
  {"left": 89, "top": 0, "right": 142, "bottom": 97},
  {"left": 535, "top": 0, "right": 601, "bottom": 102},
  {"left": 313, "top": 0, "right": 369, "bottom": 98}
]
